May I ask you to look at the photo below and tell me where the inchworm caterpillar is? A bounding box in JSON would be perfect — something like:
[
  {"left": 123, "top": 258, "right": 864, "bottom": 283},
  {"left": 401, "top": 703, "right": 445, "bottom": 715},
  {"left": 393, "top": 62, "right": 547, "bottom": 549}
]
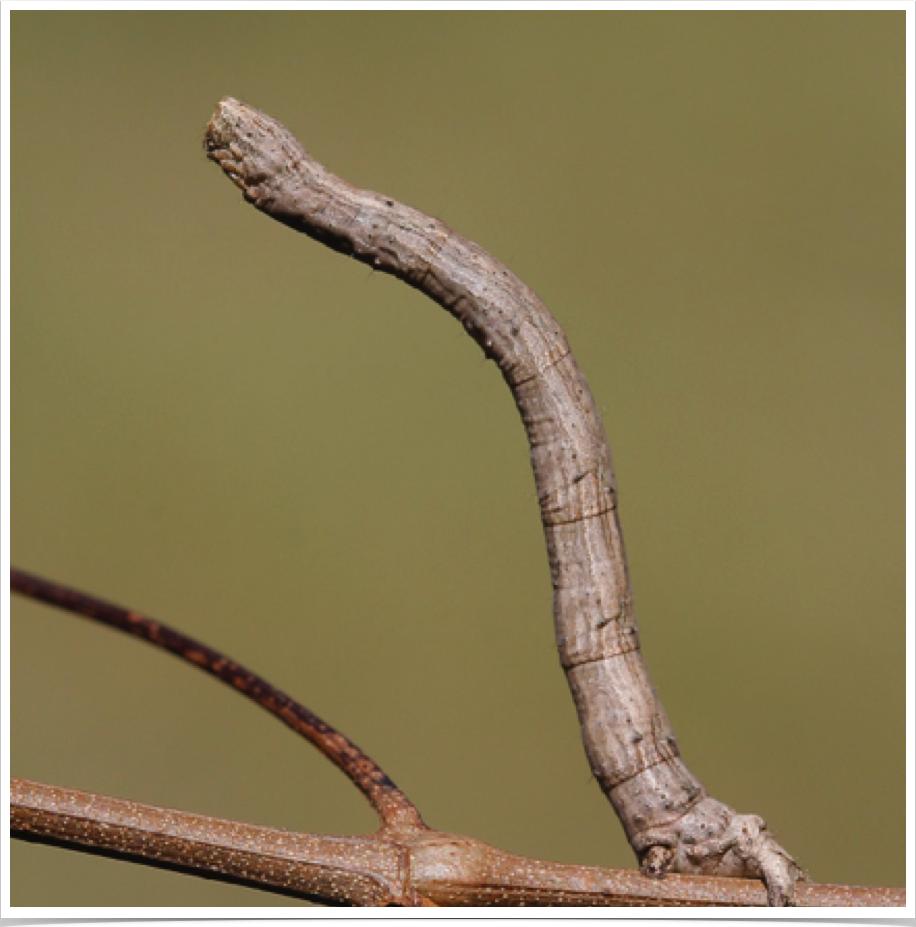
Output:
[{"left": 205, "top": 98, "right": 801, "bottom": 906}]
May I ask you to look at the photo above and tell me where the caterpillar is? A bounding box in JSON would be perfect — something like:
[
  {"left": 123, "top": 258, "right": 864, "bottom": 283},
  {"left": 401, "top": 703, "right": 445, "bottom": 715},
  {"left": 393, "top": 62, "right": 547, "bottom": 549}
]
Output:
[{"left": 205, "top": 98, "right": 800, "bottom": 906}]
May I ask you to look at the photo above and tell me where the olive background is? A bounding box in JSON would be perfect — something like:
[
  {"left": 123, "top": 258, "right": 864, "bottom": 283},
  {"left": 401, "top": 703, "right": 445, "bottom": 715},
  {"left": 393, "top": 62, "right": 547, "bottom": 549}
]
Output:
[{"left": 11, "top": 11, "right": 903, "bottom": 907}]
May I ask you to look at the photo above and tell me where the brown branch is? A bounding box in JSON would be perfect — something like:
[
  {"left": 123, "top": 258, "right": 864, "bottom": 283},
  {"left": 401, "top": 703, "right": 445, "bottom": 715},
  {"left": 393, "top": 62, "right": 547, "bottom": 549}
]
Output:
[
  {"left": 11, "top": 777, "right": 421, "bottom": 907},
  {"left": 11, "top": 778, "right": 904, "bottom": 907},
  {"left": 10, "top": 568, "right": 423, "bottom": 831},
  {"left": 10, "top": 569, "right": 905, "bottom": 905}
]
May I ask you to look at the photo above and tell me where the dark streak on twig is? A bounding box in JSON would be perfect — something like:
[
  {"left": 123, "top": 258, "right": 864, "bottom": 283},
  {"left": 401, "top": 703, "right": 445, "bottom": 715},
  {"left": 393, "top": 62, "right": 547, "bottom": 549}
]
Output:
[{"left": 10, "top": 568, "right": 425, "bottom": 831}]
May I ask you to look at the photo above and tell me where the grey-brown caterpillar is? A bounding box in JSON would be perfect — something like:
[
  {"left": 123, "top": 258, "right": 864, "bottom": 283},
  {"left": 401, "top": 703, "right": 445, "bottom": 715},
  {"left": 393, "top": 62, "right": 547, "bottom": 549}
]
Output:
[{"left": 205, "top": 97, "right": 801, "bottom": 906}]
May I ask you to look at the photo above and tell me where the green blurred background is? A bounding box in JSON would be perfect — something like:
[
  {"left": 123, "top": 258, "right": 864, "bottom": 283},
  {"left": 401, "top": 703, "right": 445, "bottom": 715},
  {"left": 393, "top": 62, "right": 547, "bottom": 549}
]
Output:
[{"left": 11, "top": 11, "right": 903, "bottom": 907}]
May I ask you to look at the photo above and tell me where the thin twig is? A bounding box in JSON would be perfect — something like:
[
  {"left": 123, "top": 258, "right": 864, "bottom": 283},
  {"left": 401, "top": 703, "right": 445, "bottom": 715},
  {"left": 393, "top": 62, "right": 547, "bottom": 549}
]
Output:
[
  {"left": 11, "top": 778, "right": 904, "bottom": 907},
  {"left": 10, "top": 568, "right": 424, "bottom": 831}
]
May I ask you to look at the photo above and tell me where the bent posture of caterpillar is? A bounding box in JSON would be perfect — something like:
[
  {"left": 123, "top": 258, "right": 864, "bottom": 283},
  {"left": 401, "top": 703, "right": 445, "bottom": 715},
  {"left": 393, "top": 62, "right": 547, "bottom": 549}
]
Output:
[{"left": 205, "top": 98, "right": 801, "bottom": 906}]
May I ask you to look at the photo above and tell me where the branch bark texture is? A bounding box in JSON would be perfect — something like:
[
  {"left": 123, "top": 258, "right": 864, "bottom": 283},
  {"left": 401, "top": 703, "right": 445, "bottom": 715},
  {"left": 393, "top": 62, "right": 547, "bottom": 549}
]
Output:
[
  {"left": 13, "top": 779, "right": 903, "bottom": 907},
  {"left": 204, "top": 98, "right": 800, "bottom": 905}
]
